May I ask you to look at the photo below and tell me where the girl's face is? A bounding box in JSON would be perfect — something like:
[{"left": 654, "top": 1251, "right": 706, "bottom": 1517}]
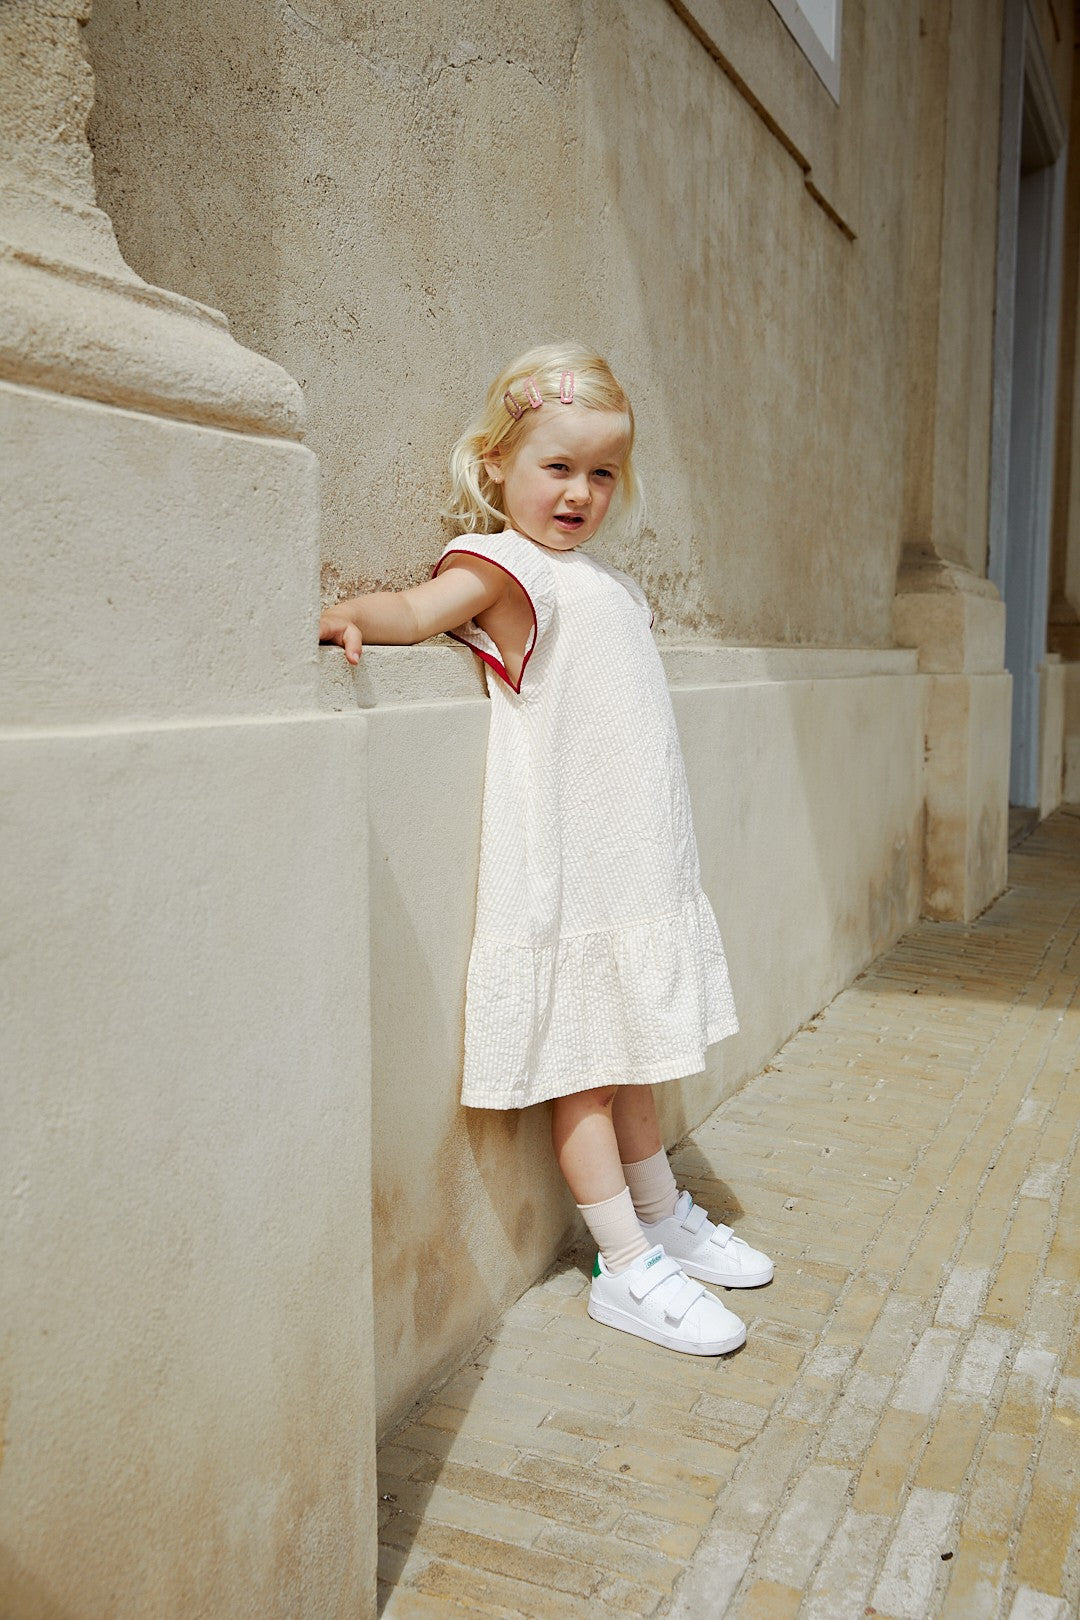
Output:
[{"left": 485, "top": 407, "right": 629, "bottom": 551}]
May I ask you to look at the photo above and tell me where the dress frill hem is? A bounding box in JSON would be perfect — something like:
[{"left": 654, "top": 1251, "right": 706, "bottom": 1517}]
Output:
[{"left": 459, "top": 891, "right": 739, "bottom": 1110}]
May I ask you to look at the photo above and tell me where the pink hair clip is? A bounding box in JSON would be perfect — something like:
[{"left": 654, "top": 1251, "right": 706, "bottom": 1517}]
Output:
[
  {"left": 559, "top": 370, "right": 575, "bottom": 404},
  {"left": 523, "top": 376, "right": 543, "bottom": 409},
  {"left": 503, "top": 389, "right": 524, "bottom": 420}
]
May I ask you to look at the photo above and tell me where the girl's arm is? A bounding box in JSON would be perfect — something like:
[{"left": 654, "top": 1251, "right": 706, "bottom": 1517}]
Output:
[{"left": 319, "top": 555, "right": 507, "bottom": 666}]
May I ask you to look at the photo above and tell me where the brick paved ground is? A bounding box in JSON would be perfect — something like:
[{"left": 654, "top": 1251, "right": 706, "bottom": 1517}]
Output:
[{"left": 377, "top": 810, "right": 1080, "bottom": 1619}]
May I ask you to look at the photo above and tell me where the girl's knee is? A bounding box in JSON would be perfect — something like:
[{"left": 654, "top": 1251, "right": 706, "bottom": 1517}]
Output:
[{"left": 554, "top": 1085, "right": 619, "bottom": 1118}]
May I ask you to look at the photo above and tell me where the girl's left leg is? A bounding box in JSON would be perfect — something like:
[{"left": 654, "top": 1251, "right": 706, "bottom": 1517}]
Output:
[
  {"left": 614, "top": 1084, "right": 775, "bottom": 1290},
  {"left": 612, "top": 1085, "right": 680, "bottom": 1222}
]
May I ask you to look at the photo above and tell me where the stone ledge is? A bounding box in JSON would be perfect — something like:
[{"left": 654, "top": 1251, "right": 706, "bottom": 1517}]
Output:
[{"left": 319, "top": 642, "right": 921, "bottom": 711}]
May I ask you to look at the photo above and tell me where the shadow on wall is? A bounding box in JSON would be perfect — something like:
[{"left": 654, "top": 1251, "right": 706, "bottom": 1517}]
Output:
[
  {"left": 373, "top": 1155, "right": 745, "bottom": 1613},
  {"left": 0, "top": 1549, "right": 75, "bottom": 1620},
  {"left": 364, "top": 709, "right": 579, "bottom": 1437}
]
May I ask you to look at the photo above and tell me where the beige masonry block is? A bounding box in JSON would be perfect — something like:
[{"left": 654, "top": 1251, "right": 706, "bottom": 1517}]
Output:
[
  {"left": 1063, "top": 662, "right": 1080, "bottom": 799},
  {"left": 894, "top": 590, "right": 1007, "bottom": 674},
  {"left": 923, "top": 671, "right": 1011, "bottom": 920},
  {"left": 1039, "top": 656, "right": 1066, "bottom": 816},
  {"left": 894, "top": 570, "right": 1009, "bottom": 920},
  {"left": 1, "top": 717, "right": 375, "bottom": 1619}
]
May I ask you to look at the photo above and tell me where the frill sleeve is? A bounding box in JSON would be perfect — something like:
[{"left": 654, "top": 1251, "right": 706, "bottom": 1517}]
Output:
[{"left": 433, "top": 531, "right": 555, "bottom": 694}]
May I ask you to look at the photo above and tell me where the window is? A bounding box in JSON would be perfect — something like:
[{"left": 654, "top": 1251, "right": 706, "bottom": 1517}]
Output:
[{"left": 767, "top": 0, "right": 842, "bottom": 101}]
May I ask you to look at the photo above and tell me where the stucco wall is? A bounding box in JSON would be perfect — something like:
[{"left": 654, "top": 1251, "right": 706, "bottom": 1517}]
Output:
[
  {"left": 87, "top": 0, "right": 926, "bottom": 647},
  {"left": 932, "top": 0, "right": 1007, "bottom": 576}
]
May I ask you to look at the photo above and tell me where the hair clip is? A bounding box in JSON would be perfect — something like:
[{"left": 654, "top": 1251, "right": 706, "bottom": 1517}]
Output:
[
  {"left": 503, "top": 389, "right": 524, "bottom": 420},
  {"left": 523, "top": 376, "right": 543, "bottom": 410},
  {"left": 559, "top": 370, "right": 575, "bottom": 404}
]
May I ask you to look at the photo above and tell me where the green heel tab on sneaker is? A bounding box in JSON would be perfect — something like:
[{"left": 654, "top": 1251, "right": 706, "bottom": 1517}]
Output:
[{"left": 592, "top": 1253, "right": 602, "bottom": 1278}]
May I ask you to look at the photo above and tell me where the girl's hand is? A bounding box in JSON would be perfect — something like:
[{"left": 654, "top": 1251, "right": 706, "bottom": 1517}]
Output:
[
  {"left": 319, "top": 610, "right": 364, "bottom": 666},
  {"left": 317, "top": 559, "right": 514, "bottom": 667}
]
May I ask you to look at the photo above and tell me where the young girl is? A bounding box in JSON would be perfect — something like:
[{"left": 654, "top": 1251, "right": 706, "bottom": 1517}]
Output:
[{"left": 320, "top": 343, "right": 773, "bottom": 1356}]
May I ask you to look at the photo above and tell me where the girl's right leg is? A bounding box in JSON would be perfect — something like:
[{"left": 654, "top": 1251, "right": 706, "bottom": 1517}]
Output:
[
  {"left": 551, "top": 1085, "right": 626, "bottom": 1205},
  {"left": 551, "top": 1086, "right": 649, "bottom": 1272}
]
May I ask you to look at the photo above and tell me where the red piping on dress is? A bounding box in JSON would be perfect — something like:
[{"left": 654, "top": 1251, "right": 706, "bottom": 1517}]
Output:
[{"left": 433, "top": 547, "right": 540, "bottom": 695}]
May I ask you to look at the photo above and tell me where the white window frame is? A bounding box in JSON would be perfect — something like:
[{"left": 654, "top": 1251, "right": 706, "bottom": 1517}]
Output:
[{"left": 766, "top": 0, "right": 843, "bottom": 102}]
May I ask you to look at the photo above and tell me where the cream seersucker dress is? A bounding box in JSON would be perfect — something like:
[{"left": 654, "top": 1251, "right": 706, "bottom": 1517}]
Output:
[{"left": 435, "top": 529, "right": 738, "bottom": 1110}]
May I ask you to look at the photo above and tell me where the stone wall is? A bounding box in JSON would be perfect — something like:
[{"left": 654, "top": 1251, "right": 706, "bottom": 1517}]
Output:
[{"left": 1, "top": 4, "right": 378, "bottom": 1613}]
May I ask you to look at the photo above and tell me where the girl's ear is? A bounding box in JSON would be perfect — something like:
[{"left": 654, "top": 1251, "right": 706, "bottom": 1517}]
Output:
[{"left": 483, "top": 446, "right": 503, "bottom": 485}]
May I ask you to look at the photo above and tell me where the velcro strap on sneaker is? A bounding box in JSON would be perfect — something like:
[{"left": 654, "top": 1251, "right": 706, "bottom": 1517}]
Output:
[
  {"left": 681, "top": 1202, "right": 710, "bottom": 1235},
  {"left": 628, "top": 1254, "right": 683, "bottom": 1303},
  {"left": 664, "top": 1276, "right": 706, "bottom": 1323},
  {"left": 709, "top": 1222, "right": 735, "bottom": 1248}
]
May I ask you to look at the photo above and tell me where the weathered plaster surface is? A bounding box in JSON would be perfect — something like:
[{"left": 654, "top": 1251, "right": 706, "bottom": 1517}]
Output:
[
  {"left": 660, "top": 0, "right": 863, "bottom": 232},
  {"left": 894, "top": 588, "right": 1006, "bottom": 676},
  {"left": 1064, "top": 660, "right": 1080, "bottom": 797},
  {"left": 893, "top": 558, "right": 1009, "bottom": 917},
  {"left": 87, "top": 0, "right": 919, "bottom": 647},
  {"left": 0, "top": 2, "right": 303, "bottom": 434},
  {"left": 929, "top": 0, "right": 1006, "bottom": 576},
  {"left": 1039, "top": 654, "right": 1066, "bottom": 814}
]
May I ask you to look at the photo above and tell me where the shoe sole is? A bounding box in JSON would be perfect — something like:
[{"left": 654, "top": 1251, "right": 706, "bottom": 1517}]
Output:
[
  {"left": 587, "top": 1297, "right": 746, "bottom": 1356},
  {"left": 677, "top": 1259, "right": 775, "bottom": 1288}
]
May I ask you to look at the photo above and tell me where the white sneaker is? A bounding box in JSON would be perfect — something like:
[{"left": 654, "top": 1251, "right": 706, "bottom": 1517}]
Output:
[
  {"left": 587, "top": 1244, "right": 746, "bottom": 1356},
  {"left": 642, "top": 1191, "right": 774, "bottom": 1287}
]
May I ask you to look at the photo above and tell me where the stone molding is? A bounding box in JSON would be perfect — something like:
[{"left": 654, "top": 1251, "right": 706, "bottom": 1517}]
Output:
[
  {"left": 894, "top": 545, "right": 1000, "bottom": 598},
  {"left": 893, "top": 547, "right": 1006, "bottom": 675},
  {"left": 0, "top": 1, "right": 304, "bottom": 437},
  {"left": 320, "top": 640, "right": 921, "bottom": 712}
]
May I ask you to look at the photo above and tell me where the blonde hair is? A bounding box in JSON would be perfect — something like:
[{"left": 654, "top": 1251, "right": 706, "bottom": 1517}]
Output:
[{"left": 447, "top": 342, "right": 645, "bottom": 537}]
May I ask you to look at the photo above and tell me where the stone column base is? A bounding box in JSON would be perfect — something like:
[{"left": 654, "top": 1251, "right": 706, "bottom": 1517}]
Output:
[
  {"left": 923, "top": 671, "right": 1012, "bottom": 920},
  {"left": 895, "top": 555, "right": 1010, "bottom": 921},
  {"left": 1064, "top": 663, "right": 1080, "bottom": 800},
  {"left": 1038, "top": 655, "right": 1066, "bottom": 816}
]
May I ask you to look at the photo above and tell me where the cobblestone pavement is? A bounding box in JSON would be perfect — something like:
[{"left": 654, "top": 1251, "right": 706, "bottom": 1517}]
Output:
[{"left": 377, "top": 810, "right": 1080, "bottom": 1618}]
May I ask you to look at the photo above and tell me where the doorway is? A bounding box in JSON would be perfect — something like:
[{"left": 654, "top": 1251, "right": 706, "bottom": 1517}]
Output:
[{"left": 989, "top": 3, "right": 1066, "bottom": 810}]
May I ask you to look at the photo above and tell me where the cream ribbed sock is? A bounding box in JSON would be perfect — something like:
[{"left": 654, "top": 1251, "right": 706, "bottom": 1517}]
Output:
[
  {"left": 621, "top": 1148, "right": 680, "bottom": 1224},
  {"left": 577, "top": 1186, "right": 649, "bottom": 1273}
]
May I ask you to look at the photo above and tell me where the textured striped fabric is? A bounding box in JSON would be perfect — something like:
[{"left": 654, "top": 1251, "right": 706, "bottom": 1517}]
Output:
[{"left": 436, "top": 530, "right": 738, "bottom": 1108}]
